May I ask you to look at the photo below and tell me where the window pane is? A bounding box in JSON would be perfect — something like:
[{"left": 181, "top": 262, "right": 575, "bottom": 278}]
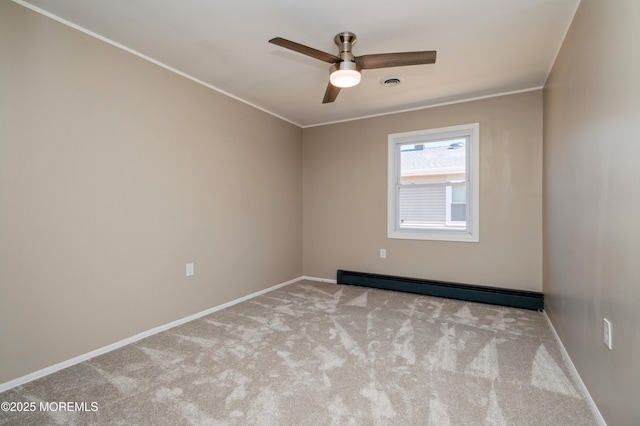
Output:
[
  {"left": 398, "top": 138, "right": 467, "bottom": 229},
  {"left": 399, "top": 186, "right": 446, "bottom": 227},
  {"left": 451, "top": 204, "right": 466, "bottom": 222},
  {"left": 400, "top": 138, "right": 466, "bottom": 184},
  {"left": 451, "top": 184, "right": 466, "bottom": 203}
]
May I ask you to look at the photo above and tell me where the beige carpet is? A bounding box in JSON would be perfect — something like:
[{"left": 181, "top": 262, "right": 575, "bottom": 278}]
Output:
[{"left": 1, "top": 280, "right": 597, "bottom": 425}]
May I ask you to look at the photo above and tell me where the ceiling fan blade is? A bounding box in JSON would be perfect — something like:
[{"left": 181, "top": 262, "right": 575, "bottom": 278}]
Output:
[
  {"left": 355, "top": 51, "right": 437, "bottom": 69},
  {"left": 322, "top": 82, "right": 341, "bottom": 104},
  {"left": 269, "top": 37, "right": 341, "bottom": 64}
]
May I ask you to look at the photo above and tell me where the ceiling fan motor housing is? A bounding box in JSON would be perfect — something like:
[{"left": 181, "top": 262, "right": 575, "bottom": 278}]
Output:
[
  {"left": 334, "top": 32, "right": 357, "bottom": 53},
  {"left": 333, "top": 32, "right": 360, "bottom": 74}
]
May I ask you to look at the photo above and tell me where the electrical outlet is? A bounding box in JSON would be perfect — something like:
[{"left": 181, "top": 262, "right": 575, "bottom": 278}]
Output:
[
  {"left": 186, "top": 262, "right": 194, "bottom": 277},
  {"left": 603, "top": 318, "right": 612, "bottom": 350},
  {"left": 380, "top": 249, "right": 387, "bottom": 259}
]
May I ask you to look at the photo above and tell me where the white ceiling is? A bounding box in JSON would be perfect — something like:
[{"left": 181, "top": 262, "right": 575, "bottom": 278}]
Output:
[{"left": 16, "top": 0, "right": 580, "bottom": 127}]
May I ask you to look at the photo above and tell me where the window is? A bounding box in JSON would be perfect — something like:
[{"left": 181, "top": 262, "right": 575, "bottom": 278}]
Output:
[{"left": 388, "top": 123, "right": 479, "bottom": 242}]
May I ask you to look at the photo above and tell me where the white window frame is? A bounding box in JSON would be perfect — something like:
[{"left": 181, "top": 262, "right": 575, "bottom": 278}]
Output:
[{"left": 387, "top": 123, "right": 479, "bottom": 242}]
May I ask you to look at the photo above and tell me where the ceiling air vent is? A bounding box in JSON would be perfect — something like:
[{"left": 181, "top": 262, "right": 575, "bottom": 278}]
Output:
[{"left": 380, "top": 76, "right": 403, "bottom": 87}]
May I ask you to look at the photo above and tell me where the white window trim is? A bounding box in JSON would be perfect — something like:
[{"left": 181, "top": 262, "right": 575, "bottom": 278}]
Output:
[{"left": 387, "top": 123, "right": 480, "bottom": 242}]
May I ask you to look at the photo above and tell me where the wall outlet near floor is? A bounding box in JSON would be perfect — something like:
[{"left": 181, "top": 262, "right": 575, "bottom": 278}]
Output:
[
  {"left": 603, "top": 318, "right": 612, "bottom": 350},
  {"left": 186, "top": 262, "right": 194, "bottom": 277},
  {"left": 380, "top": 249, "right": 387, "bottom": 259}
]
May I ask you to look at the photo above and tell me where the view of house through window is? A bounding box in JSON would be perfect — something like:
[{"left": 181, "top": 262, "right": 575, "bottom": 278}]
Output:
[
  {"left": 399, "top": 138, "right": 467, "bottom": 229},
  {"left": 388, "top": 123, "right": 479, "bottom": 242}
]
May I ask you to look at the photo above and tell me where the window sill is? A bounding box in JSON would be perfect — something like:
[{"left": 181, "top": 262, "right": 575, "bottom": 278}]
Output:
[{"left": 388, "top": 228, "right": 479, "bottom": 242}]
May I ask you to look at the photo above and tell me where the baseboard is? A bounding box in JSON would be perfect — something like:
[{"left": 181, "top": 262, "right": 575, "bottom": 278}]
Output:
[
  {"left": 337, "top": 270, "right": 544, "bottom": 310},
  {"left": 301, "top": 275, "right": 337, "bottom": 284},
  {"left": 0, "top": 276, "right": 304, "bottom": 394},
  {"left": 544, "top": 312, "right": 607, "bottom": 425}
]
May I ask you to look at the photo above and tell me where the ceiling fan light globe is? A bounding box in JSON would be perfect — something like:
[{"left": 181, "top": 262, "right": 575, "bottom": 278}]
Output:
[{"left": 330, "top": 69, "right": 361, "bottom": 88}]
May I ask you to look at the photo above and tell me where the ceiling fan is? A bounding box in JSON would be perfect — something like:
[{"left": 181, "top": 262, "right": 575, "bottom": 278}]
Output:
[{"left": 269, "top": 32, "right": 437, "bottom": 104}]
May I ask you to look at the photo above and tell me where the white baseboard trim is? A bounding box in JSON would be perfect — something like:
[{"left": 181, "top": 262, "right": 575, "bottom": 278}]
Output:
[
  {"left": 543, "top": 312, "right": 607, "bottom": 426},
  {"left": 0, "top": 276, "right": 304, "bottom": 394},
  {"left": 300, "top": 275, "right": 337, "bottom": 284}
]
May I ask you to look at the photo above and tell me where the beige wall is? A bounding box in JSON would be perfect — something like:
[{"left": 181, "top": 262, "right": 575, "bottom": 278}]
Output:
[
  {"left": 543, "top": 0, "right": 640, "bottom": 424},
  {"left": 303, "top": 91, "right": 543, "bottom": 291},
  {"left": 0, "top": 1, "right": 302, "bottom": 383}
]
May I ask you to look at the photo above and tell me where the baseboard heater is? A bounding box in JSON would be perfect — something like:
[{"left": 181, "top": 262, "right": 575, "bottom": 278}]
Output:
[{"left": 337, "top": 270, "right": 544, "bottom": 310}]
